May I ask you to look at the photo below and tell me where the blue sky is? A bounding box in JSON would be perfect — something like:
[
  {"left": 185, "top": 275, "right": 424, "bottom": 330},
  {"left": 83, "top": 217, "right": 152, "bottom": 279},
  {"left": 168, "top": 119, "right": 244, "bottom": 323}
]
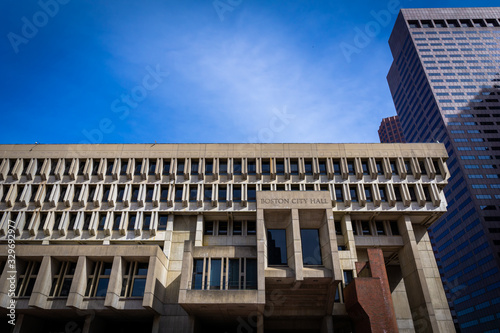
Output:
[{"left": 0, "top": 0, "right": 496, "bottom": 144}]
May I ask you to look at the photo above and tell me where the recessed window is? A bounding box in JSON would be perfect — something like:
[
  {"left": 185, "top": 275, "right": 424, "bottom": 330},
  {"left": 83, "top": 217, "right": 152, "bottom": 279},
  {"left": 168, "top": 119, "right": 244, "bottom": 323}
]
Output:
[
  {"left": 247, "top": 186, "right": 256, "bottom": 202},
  {"left": 189, "top": 186, "right": 197, "bottom": 202},
  {"left": 350, "top": 186, "right": 358, "bottom": 202},
  {"left": 347, "top": 161, "right": 355, "bottom": 175},
  {"left": 365, "top": 187, "right": 373, "bottom": 202},
  {"left": 117, "top": 186, "right": 125, "bottom": 202},
  {"left": 120, "top": 160, "right": 128, "bottom": 176},
  {"left": 143, "top": 214, "right": 151, "bottom": 231},
  {"left": 233, "top": 221, "right": 242, "bottom": 235},
  {"left": 121, "top": 261, "right": 148, "bottom": 297},
  {"left": 97, "top": 214, "right": 106, "bottom": 231},
  {"left": 267, "top": 229, "right": 287, "bottom": 265},
  {"left": 233, "top": 159, "right": 242, "bottom": 175},
  {"left": 148, "top": 160, "right": 156, "bottom": 175},
  {"left": 176, "top": 159, "right": 185, "bottom": 175},
  {"left": 290, "top": 160, "right": 299, "bottom": 175},
  {"left": 106, "top": 159, "right": 114, "bottom": 175},
  {"left": 175, "top": 186, "right": 183, "bottom": 202},
  {"left": 50, "top": 261, "right": 76, "bottom": 297},
  {"left": 361, "top": 160, "right": 369, "bottom": 175},
  {"left": 160, "top": 187, "right": 168, "bottom": 202},
  {"left": 86, "top": 261, "right": 112, "bottom": 297},
  {"left": 191, "top": 160, "right": 199, "bottom": 175},
  {"left": 158, "top": 215, "right": 168, "bottom": 231},
  {"left": 112, "top": 214, "right": 121, "bottom": 230},
  {"left": 102, "top": 186, "right": 110, "bottom": 202},
  {"left": 16, "top": 261, "right": 40, "bottom": 297},
  {"left": 204, "top": 221, "right": 214, "bottom": 235},
  {"left": 304, "top": 160, "right": 313, "bottom": 175},
  {"left": 131, "top": 186, "right": 139, "bottom": 202},
  {"left": 218, "top": 221, "right": 228, "bottom": 235},
  {"left": 204, "top": 186, "right": 212, "bottom": 202},
  {"left": 318, "top": 160, "right": 327, "bottom": 175},
  {"left": 375, "top": 222, "right": 385, "bottom": 235},
  {"left": 205, "top": 160, "right": 213, "bottom": 175},
  {"left": 376, "top": 161, "right": 383, "bottom": 175},
  {"left": 379, "top": 186, "right": 387, "bottom": 202},
  {"left": 301, "top": 229, "right": 322, "bottom": 265},
  {"left": 219, "top": 159, "right": 228, "bottom": 175},
  {"left": 247, "top": 160, "right": 256, "bottom": 174},
  {"left": 261, "top": 159, "right": 270, "bottom": 175},
  {"left": 219, "top": 186, "right": 227, "bottom": 202},
  {"left": 335, "top": 187, "right": 344, "bottom": 202},
  {"left": 390, "top": 221, "right": 400, "bottom": 236},
  {"left": 162, "top": 160, "right": 171, "bottom": 175},
  {"left": 333, "top": 161, "right": 341, "bottom": 175},
  {"left": 247, "top": 221, "right": 256, "bottom": 235}
]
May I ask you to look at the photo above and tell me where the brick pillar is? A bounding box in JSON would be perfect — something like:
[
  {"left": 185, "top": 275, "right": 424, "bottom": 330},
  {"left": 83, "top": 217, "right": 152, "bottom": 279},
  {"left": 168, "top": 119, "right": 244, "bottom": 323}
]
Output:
[{"left": 344, "top": 248, "right": 398, "bottom": 333}]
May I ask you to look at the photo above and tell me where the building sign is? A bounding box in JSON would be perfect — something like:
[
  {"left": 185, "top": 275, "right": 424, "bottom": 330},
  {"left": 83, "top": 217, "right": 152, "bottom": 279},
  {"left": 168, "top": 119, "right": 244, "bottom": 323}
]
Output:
[{"left": 256, "top": 191, "right": 331, "bottom": 209}]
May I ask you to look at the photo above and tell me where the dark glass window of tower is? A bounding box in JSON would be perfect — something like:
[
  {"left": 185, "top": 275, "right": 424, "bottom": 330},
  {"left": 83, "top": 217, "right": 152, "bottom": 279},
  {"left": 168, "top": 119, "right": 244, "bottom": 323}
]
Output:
[
  {"left": 390, "top": 161, "right": 397, "bottom": 175},
  {"left": 131, "top": 186, "right": 139, "bottom": 202},
  {"left": 301, "top": 229, "right": 322, "bottom": 265},
  {"left": 113, "top": 215, "right": 121, "bottom": 230},
  {"left": 394, "top": 186, "right": 402, "bottom": 201},
  {"left": 261, "top": 159, "right": 270, "bottom": 175},
  {"left": 117, "top": 186, "right": 125, "bottom": 202},
  {"left": 276, "top": 160, "right": 285, "bottom": 174},
  {"left": 267, "top": 229, "right": 287, "bottom": 265},
  {"left": 376, "top": 161, "right": 383, "bottom": 175},
  {"left": 210, "top": 259, "right": 221, "bottom": 290},
  {"left": 365, "top": 187, "right": 373, "bottom": 202}
]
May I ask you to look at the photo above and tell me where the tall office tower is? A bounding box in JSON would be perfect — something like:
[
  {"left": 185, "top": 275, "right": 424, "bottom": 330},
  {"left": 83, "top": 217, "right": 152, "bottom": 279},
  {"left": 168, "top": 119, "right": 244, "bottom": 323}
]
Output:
[
  {"left": 387, "top": 7, "right": 500, "bottom": 332},
  {"left": 379, "top": 115, "right": 407, "bottom": 143},
  {"left": 0, "top": 143, "right": 455, "bottom": 332}
]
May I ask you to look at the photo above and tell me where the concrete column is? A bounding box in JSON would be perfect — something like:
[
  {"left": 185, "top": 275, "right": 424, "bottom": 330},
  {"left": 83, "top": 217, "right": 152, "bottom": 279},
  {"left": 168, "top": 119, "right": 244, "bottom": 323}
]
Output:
[
  {"left": 67, "top": 256, "right": 87, "bottom": 309},
  {"left": 256, "top": 209, "right": 266, "bottom": 303},
  {"left": 321, "top": 315, "right": 334, "bottom": 333},
  {"left": 194, "top": 214, "right": 203, "bottom": 247},
  {"left": 398, "top": 215, "right": 440, "bottom": 332},
  {"left": 28, "top": 255, "right": 52, "bottom": 309},
  {"left": 143, "top": 255, "right": 167, "bottom": 313},
  {"left": 163, "top": 215, "right": 175, "bottom": 259},
  {"left": 104, "top": 256, "right": 122, "bottom": 309},
  {"left": 290, "top": 209, "right": 303, "bottom": 281}
]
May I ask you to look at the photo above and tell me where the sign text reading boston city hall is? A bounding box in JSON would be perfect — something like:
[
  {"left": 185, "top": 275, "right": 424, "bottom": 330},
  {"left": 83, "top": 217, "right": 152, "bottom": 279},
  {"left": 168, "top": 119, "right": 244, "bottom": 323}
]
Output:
[{"left": 260, "top": 198, "right": 329, "bottom": 205}]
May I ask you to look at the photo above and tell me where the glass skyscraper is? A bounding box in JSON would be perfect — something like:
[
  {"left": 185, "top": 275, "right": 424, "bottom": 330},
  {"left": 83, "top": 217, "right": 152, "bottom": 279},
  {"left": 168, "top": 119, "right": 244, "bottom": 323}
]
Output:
[{"left": 387, "top": 7, "right": 500, "bottom": 332}]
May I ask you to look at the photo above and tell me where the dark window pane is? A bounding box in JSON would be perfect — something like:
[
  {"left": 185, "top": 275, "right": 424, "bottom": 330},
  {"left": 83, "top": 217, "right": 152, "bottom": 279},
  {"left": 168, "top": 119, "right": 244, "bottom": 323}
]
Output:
[
  {"left": 158, "top": 216, "right": 168, "bottom": 231},
  {"left": 247, "top": 160, "right": 256, "bottom": 174},
  {"left": 175, "top": 187, "right": 183, "bottom": 202},
  {"left": 247, "top": 221, "right": 256, "bottom": 235},
  {"left": 350, "top": 187, "right": 358, "bottom": 202},
  {"left": 205, "top": 160, "right": 213, "bottom": 175},
  {"left": 219, "top": 221, "right": 228, "bottom": 235},
  {"left": 333, "top": 162, "right": 341, "bottom": 175},
  {"left": 276, "top": 160, "right": 285, "bottom": 174},
  {"left": 390, "top": 221, "right": 400, "bottom": 235},
  {"left": 204, "top": 187, "right": 212, "bottom": 201},
  {"left": 233, "top": 160, "right": 242, "bottom": 175},
  {"left": 131, "top": 278, "right": 146, "bottom": 297},
  {"left": 246, "top": 259, "right": 257, "bottom": 290},
  {"left": 160, "top": 188, "right": 168, "bottom": 202},
  {"left": 190, "top": 187, "right": 197, "bottom": 202},
  {"left": 335, "top": 188, "right": 343, "bottom": 202},
  {"left": 301, "top": 229, "right": 322, "bottom": 265},
  {"left": 148, "top": 162, "right": 156, "bottom": 175},
  {"left": 304, "top": 161, "right": 313, "bottom": 175},
  {"left": 228, "top": 259, "right": 239, "bottom": 289},
  {"left": 248, "top": 187, "right": 256, "bottom": 202},
  {"left": 361, "top": 222, "right": 371, "bottom": 235},
  {"left": 219, "top": 187, "right": 227, "bottom": 201},
  {"left": 233, "top": 187, "right": 241, "bottom": 201},
  {"left": 233, "top": 221, "right": 242, "bottom": 235},
  {"left": 380, "top": 187, "right": 387, "bottom": 202},
  {"left": 192, "top": 259, "right": 204, "bottom": 290},
  {"left": 376, "top": 222, "right": 385, "bottom": 235},
  {"left": 261, "top": 160, "right": 270, "bottom": 175},
  {"left": 267, "top": 229, "right": 287, "bottom": 265},
  {"left": 204, "top": 221, "right": 213, "bottom": 235},
  {"left": 219, "top": 160, "right": 228, "bottom": 175},
  {"left": 177, "top": 160, "right": 184, "bottom": 175},
  {"left": 143, "top": 215, "right": 151, "bottom": 230},
  {"left": 162, "top": 161, "right": 170, "bottom": 175},
  {"left": 191, "top": 161, "right": 199, "bottom": 175},
  {"left": 290, "top": 161, "right": 298, "bottom": 175},
  {"left": 95, "top": 278, "right": 109, "bottom": 297},
  {"left": 210, "top": 259, "right": 221, "bottom": 290}
]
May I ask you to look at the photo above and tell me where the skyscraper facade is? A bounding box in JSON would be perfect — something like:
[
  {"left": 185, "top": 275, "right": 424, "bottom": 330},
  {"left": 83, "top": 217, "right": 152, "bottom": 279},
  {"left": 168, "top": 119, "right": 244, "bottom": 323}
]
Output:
[
  {"left": 387, "top": 7, "right": 500, "bottom": 332},
  {"left": 379, "top": 115, "right": 406, "bottom": 143}
]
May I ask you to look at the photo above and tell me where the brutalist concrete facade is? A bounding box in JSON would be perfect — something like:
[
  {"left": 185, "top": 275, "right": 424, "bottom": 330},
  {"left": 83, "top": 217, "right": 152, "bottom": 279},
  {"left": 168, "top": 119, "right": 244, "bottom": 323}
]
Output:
[
  {"left": 0, "top": 143, "right": 454, "bottom": 332},
  {"left": 387, "top": 8, "right": 500, "bottom": 331}
]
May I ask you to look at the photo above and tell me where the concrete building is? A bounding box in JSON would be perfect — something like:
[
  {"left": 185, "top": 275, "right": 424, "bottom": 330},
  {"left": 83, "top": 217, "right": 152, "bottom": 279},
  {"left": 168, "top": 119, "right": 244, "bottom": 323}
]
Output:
[
  {"left": 0, "top": 143, "right": 454, "bottom": 332},
  {"left": 387, "top": 7, "right": 500, "bottom": 331},
  {"left": 379, "top": 116, "right": 406, "bottom": 144}
]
